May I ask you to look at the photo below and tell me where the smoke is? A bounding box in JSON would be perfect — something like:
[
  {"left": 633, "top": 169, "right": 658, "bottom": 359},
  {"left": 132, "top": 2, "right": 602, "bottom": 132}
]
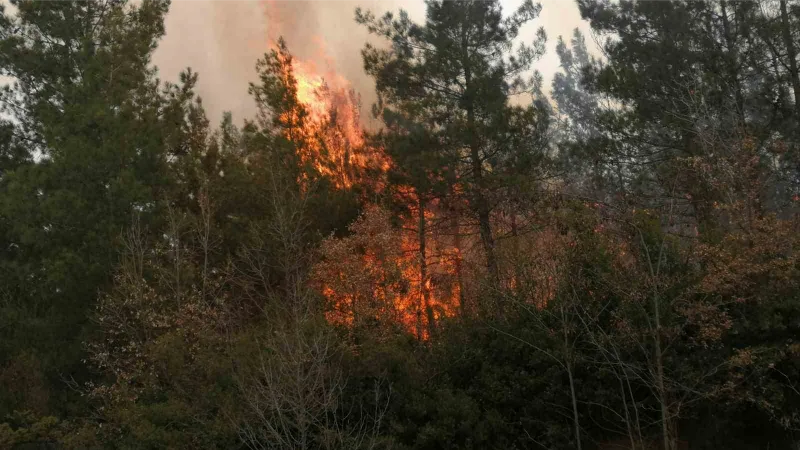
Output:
[
  {"left": 153, "top": 0, "right": 424, "bottom": 126},
  {"left": 152, "top": 0, "right": 592, "bottom": 127}
]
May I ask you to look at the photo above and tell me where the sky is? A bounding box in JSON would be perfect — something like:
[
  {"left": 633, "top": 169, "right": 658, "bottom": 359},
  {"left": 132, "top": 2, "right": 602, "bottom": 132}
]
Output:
[{"left": 152, "top": 0, "right": 594, "bottom": 125}]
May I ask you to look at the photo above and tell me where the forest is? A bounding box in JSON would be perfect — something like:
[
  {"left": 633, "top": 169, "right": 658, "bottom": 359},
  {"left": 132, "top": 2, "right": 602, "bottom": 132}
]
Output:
[{"left": 1, "top": 0, "right": 799, "bottom": 448}]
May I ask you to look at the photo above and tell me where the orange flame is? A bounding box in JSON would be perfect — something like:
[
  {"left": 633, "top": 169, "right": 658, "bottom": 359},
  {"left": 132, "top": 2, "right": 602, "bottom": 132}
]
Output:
[
  {"left": 262, "top": 1, "right": 457, "bottom": 337},
  {"left": 312, "top": 199, "right": 462, "bottom": 340},
  {"left": 261, "top": 1, "right": 387, "bottom": 189}
]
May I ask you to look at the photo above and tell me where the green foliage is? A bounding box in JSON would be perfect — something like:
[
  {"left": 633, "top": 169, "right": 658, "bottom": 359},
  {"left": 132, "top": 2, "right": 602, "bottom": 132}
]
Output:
[
  {"left": 358, "top": 0, "right": 552, "bottom": 284},
  {"left": 0, "top": 0, "right": 185, "bottom": 424},
  {"left": 0, "top": 411, "right": 64, "bottom": 449},
  {"left": 1, "top": 1, "right": 800, "bottom": 449}
]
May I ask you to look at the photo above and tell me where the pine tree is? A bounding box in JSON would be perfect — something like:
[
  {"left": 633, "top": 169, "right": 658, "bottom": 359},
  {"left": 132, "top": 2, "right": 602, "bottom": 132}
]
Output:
[
  {"left": 576, "top": 0, "right": 794, "bottom": 227},
  {"left": 379, "top": 113, "right": 452, "bottom": 334},
  {"left": 551, "top": 28, "right": 609, "bottom": 197},
  {"left": 0, "top": 0, "right": 195, "bottom": 418},
  {"left": 553, "top": 29, "right": 599, "bottom": 143},
  {"left": 358, "top": 0, "right": 551, "bottom": 288}
]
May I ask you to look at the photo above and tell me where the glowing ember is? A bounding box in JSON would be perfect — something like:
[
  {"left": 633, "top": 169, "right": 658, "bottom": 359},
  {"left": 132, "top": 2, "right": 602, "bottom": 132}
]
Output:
[{"left": 313, "top": 204, "right": 461, "bottom": 339}]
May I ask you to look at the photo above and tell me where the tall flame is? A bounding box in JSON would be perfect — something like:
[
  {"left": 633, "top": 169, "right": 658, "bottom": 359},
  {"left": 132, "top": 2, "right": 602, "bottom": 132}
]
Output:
[
  {"left": 262, "top": 1, "right": 387, "bottom": 189},
  {"left": 262, "top": 0, "right": 459, "bottom": 337}
]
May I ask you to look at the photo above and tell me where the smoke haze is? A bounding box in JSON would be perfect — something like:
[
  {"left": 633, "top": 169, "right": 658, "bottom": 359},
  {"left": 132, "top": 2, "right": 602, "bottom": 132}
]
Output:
[{"left": 152, "top": 0, "right": 592, "bottom": 125}]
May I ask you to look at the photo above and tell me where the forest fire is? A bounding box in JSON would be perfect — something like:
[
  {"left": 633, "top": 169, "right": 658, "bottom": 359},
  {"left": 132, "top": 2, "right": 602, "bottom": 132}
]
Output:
[
  {"left": 292, "top": 59, "right": 363, "bottom": 149},
  {"left": 270, "top": 54, "right": 460, "bottom": 337},
  {"left": 259, "top": 2, "right": 464, "bottom": 337},
  {"left": 283, "top": 47, "right": 560, "bottom": 337},
  {"left": 10, "top": 1, "right": 800, "bottom": 447},
  {"left": 287, "top": 68, "right": 477, "bottom": 337},
  {"left": 262, "top": 1, "right": 376, "bottom": 188},
  {"left": 287, "top": 73, "right": 466, "bottom": 338},
  {"left": 279, "top": 55, "right": 371, "bottom": 188},
  {"left": 313, "top": 204, "right": 462, "bottom": 339}
]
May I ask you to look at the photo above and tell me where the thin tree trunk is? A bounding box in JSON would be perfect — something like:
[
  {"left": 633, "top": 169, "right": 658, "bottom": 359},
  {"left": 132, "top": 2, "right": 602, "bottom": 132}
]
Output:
[
  {"left": 618, "top": 375, "right": 636, "bottom": 450},
  {"left": 474, "top": 160, "right": 499, "bottom": 287},
  {"left": 720, "top": 0, "right": 745, "bottom": 124},
  {"left": 562, "top": 306, "right": 582, "bottom": 450},
  {"left": 418, "top": 195, "right": 435, "bottom": 338},
  {"left": 567, "top": 363, "right": 582, "bottom": 450},
  {"left": 780, "top": 0, "right": 800, "bottom": 117},
  {"left": 461, "top": 23, "right": 499, "bottom": 288},
  {"left": 198, "top": 186, "right": 212, "bottom": 301},
  {"left": 653, "top": 291, "right": 674, "bottom": 450},
  {"left": 626, "top": 367, "right": 645, "bottom": 447},
  {"left": 451, "top": 212, "right": 467, "bottom": 314},
  {"left": 510, "top": 210, "right": 522, "bottom": 292}
]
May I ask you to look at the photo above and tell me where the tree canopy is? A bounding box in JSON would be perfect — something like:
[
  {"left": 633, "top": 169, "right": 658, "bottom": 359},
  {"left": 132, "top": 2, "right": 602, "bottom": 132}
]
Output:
[{"left": 1, "top": 1, "right": 799, "bottom": 449}]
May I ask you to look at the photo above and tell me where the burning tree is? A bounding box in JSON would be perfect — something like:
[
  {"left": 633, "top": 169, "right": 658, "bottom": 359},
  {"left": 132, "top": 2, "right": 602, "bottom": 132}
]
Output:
[
  {"left": 249, "top": 38, "right": 387, "bottom": 191},
  {"left": 312, "top": 203, "right": 463, "bottom": 340},
  {"left": 358, "top": 0, "right": 552, "bottom": 289}
]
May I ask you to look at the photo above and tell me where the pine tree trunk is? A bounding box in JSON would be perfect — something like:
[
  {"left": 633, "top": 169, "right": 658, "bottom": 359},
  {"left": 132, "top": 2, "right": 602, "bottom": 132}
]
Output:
[
  {"left": 418, "top": 195, "right": 435, "bottom": 337},
  {"left": 780, "top": 0, "right": 800, "bottom": 118},
  {"left": 474, "top": 162, "right": 499, "bottom": 288},
  {"left": 467, "top": 107, "right": 499, "bottom": 287},
  {"left": 653, "top": 290, "right": 675, "bottom": 450},
  {"left": 720, "top": 0, "right": 745, "bottom": 123},
  {"left": 461, "top": 23, "right": 499, "bottom": 288},
  {"left": 451, "top": 212, "right": 467, "bottom": 314}
]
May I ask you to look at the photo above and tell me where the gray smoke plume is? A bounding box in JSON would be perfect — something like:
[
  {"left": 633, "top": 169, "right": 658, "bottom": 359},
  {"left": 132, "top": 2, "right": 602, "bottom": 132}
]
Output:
[
  {"left": 153, "top": 0, "right": 423, "bottom": 125},
  {"left": 152, "top": 0, "right": 591, "bottom": 126}
]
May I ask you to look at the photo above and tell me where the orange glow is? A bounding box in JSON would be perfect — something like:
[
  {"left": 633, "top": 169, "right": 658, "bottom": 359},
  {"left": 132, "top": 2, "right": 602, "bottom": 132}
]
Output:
[
  {"left": 313, "top": 203, "right": 462, "bottom": 340},
  {"left": 263, "top": 35, "right": 444, "bottom": 334},
  {"left": 396, "top": 198, "right": 461, "bottom": 338},
  {"left": 284, "top": 56, "right": 392, "bottom": 190},
  {"left": 262, "top": 0, "right": 385, "bottom": 189},
  {"left": 260, "top": 2, "right": 465, "bottom": 337},
  {"left": 279, "top": 55, "right": 370, "bottom": 188}
]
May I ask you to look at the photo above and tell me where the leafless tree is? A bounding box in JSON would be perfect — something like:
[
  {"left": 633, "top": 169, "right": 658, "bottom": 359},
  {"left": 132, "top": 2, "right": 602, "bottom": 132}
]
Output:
[
  {"left": 232, "top": 162, "right": 391, "bottom": 450},
  {"left": 493, "top": 241, "right": 584, "bottom": 450}
]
